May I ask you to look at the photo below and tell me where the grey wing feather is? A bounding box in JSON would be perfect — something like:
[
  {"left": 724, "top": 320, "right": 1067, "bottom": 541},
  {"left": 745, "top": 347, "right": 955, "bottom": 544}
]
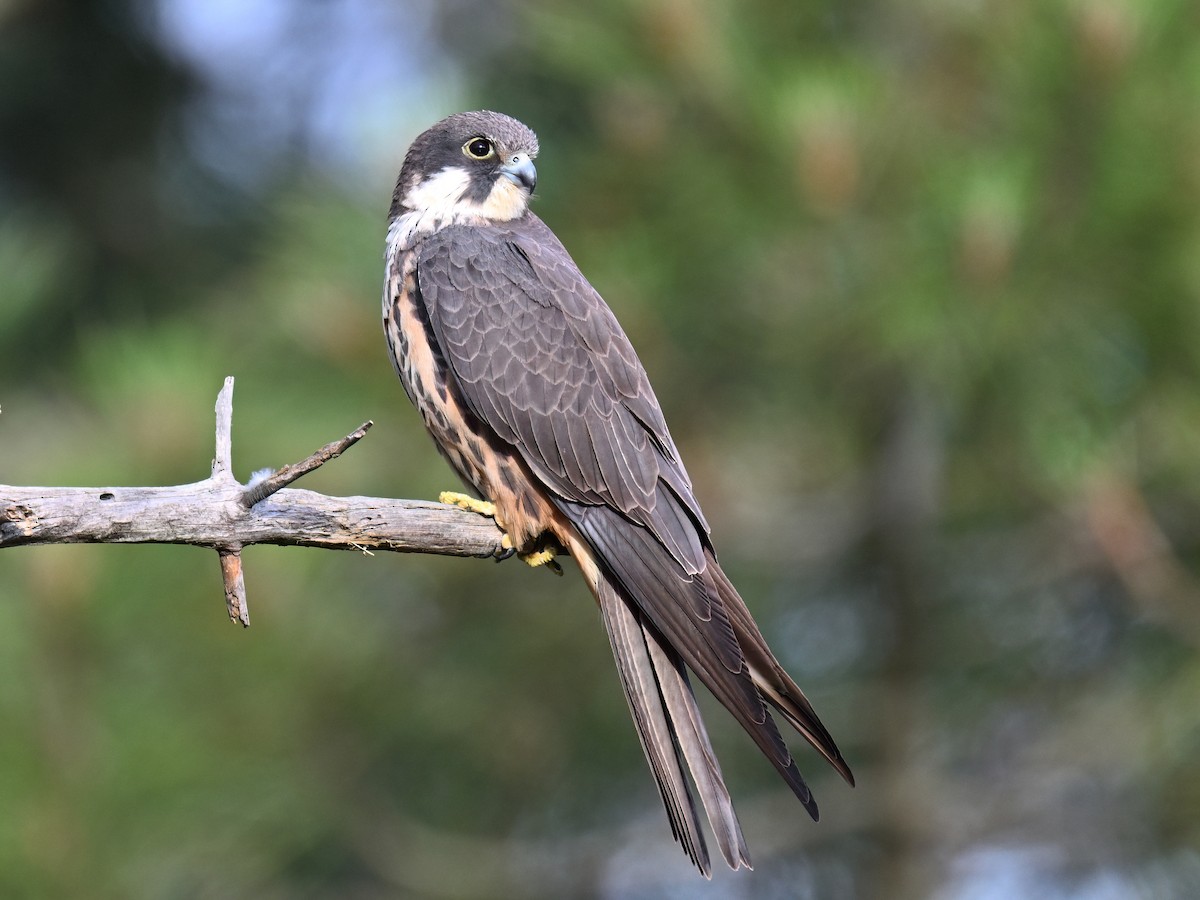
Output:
[
  {"left": 417, "top": 218, "right": 708, "bottom": 569},
  {"left": 413, "top": 214, "right": 849, "bottom": 835},
  {"left": 709, "top": 559, "right": 855, "bottom": 786}
]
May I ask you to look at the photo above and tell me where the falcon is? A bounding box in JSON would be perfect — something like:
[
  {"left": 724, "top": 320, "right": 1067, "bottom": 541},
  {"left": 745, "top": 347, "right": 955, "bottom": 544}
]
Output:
[{"left": 382, "top": 110, "right": 853, "bottom": 875}]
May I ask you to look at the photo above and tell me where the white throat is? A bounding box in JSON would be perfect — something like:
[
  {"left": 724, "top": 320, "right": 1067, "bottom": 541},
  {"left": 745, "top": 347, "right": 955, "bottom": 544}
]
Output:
[{"left": 387, "top": 166, "right": 531, "bottom": 255}]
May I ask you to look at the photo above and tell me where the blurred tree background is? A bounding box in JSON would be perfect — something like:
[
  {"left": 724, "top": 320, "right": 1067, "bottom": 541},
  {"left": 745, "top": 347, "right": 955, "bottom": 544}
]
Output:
[{"left": 2, "top": 0, "right": 1199, "bottom": 897}]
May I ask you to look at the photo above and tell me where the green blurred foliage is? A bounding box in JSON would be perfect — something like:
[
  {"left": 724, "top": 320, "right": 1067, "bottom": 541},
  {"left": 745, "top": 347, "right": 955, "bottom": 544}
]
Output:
[{"left": 3, "top": 0, "right": 1200, "bottom": 897}]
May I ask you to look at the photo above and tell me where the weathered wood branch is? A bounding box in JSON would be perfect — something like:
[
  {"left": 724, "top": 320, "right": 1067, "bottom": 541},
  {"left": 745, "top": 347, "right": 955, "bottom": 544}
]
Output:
[
  {"left": 1, "top": 378, "right": 507, "bottom": 625},
  {"left": 0, "top": 482, "right": 509, "bottom": 556}
]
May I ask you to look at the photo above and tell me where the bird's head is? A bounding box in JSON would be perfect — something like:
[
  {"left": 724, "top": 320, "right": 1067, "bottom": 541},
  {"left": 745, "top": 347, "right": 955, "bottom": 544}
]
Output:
[{"left": 390, "top": 111, "right": 539, "bottom": 224}]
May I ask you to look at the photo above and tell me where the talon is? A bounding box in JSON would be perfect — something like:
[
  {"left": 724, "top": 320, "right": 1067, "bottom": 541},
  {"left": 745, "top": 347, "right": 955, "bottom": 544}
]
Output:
[
  {"left": 494, "top": 540, "right": 516, "bottom": 562},
  {"left": 439, "top": 491, "right": 497, "bottom": 518}
]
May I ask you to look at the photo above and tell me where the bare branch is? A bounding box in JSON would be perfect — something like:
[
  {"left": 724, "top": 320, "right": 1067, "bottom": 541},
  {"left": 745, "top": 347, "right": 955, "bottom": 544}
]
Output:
[
  {"left": 0, "top": 378, "right": 509, "bottom": 623},
  {"left": 220, "top": 547, "right": 250, "bottom": 627},
  {"left": 213, "top": 376, "right": 235, "bottom": 478},
  {"left": 241, "top": 420, "right": 373, "bottom": 508},
  {"left": 0, "top": 483, "right": 507, "bottom": 556}
]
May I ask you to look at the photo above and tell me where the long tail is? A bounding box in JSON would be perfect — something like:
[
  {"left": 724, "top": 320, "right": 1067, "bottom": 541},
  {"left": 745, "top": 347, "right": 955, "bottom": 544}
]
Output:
[
  {"left": 575, "top": 538, "right": 751, "bottom": 876},
  {"left": 564, "top": 502, "right": 839, "bottom": 801}
]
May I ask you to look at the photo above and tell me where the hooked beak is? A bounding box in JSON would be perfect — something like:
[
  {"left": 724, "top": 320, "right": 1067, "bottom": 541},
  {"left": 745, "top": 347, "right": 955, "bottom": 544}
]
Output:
[{"left": 501, "top": 153, "right": 537, "bottom": 193}]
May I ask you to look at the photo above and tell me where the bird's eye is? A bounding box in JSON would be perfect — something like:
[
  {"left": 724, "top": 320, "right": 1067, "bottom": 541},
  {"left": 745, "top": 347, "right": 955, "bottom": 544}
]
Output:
[{"left": 463, "top": 137, "right": 495, "bottom": 160}]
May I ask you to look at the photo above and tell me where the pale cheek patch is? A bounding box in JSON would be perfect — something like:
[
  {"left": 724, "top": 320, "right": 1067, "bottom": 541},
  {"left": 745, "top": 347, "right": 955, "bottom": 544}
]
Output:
[
  {"left": 403, "top": 167, "right": 473, "bottom": 219},
  {"left": 389, "top": 166, "right": 472, "bottom": 251},
  {"left": 469, "top": 178, "right": 530, "bottom": 222},
  {"left": 388, "top": 164, "right": 531, "bottom": 252}
]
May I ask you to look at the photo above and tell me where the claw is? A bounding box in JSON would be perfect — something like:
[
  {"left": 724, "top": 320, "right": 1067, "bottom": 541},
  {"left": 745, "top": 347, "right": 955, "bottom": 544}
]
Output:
[{"left": 494, "top": 532, "right": 517, "bottom": 561}]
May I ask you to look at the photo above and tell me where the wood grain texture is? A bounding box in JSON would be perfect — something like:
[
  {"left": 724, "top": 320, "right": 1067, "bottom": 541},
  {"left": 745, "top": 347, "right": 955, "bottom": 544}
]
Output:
[{"left": 0, "top": 484, "right": 506, "bottom": 557}]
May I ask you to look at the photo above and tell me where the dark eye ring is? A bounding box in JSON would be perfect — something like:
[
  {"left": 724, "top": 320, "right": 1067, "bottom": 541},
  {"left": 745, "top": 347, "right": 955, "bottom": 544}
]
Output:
[{"left": 464, "top": 137, "right": 494, "bottom": 159}]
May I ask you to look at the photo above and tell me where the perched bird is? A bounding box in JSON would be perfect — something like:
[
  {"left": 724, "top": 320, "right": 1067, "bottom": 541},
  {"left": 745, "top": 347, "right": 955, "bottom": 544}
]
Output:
[{"left": 382, "top": 110, "right": 853, "bottom": 875}]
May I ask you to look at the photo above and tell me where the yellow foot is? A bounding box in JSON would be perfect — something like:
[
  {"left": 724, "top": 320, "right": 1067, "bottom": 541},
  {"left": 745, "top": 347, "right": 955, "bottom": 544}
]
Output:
[
  {"left": 439, "top": 491, "right": 496, "bottom": 518},
  {"left": 520, "top": 546, "right": 555, "bottom": 567},
  {"left": 520, "top": 545, "right": 563, "bottom": 576},
  {"left": 521, "top": 546, "right": 557, "bottom": 567},
  {"left": 442, "top": 491, "right": 563, "bottom": 575},
  {"left": 500, "top": 534, "right": 562, "bottom": 574}
]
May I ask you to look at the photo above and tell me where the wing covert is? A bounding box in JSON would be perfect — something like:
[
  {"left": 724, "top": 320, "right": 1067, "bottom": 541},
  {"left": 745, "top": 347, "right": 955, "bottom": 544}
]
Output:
[{"left": 416, "top": 218, "right": 708, "bottom": 571}]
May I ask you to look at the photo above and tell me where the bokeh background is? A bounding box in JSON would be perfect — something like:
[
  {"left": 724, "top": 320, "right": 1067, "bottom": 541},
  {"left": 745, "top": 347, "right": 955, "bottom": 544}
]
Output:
[{"left": 3, "top": 0, "right": 1200, "bottom": 897}]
